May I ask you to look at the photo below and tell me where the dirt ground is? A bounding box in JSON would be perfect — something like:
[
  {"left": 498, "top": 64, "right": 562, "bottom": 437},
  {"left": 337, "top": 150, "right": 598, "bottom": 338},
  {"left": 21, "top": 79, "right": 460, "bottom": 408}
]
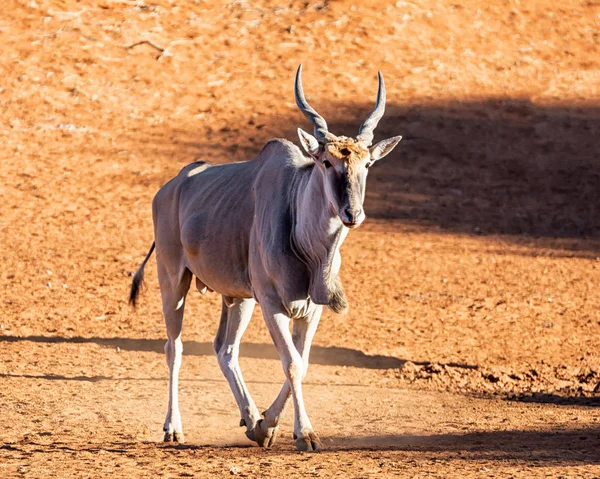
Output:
[{"left": 1, "top": 0, "right": 600, "bottom": 477}]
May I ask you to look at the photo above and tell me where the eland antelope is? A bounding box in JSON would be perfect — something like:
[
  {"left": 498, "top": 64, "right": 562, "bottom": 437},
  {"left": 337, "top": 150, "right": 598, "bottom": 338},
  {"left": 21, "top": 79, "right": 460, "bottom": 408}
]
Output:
[{"left": 129, "top": 65, "right": 402, "bottom": 451}]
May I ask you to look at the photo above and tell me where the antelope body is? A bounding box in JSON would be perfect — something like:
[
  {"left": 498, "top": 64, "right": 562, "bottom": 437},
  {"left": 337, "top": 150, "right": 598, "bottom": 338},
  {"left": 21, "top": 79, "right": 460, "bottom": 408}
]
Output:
[{"left": 130, "top": 65, "right": 402, "bottom": 451}]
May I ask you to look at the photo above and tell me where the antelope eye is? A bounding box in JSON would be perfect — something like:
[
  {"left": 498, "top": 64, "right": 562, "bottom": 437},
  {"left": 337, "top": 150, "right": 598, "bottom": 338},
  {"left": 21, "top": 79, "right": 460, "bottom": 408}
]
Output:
[
  {"left": 340, "top": 148, "right": 351, "bottom": 156},
  {"left": 323, "top": 160, "right": 332, "bottom": 169}
]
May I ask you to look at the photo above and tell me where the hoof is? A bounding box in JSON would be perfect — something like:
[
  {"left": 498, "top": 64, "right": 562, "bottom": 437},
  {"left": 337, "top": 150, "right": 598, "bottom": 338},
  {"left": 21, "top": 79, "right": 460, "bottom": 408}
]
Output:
[
  {"left": 244, "top": 427, "right": 257, "bottom": 442},
  {"left": 294, "top": 431, "right": 322, "bottom": 452},
  {"left": 163, "top": 431, "right": 185, "bottom": 444},
  {"left": 251, "top": 419, "right": 279, "bottom": 448}
]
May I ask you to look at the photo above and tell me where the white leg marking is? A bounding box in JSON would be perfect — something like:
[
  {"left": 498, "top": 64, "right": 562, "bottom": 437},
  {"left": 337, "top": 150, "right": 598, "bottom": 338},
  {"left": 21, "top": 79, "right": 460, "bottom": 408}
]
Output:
[{"left": 175, "top": 297, "right": 185, "bottom": 311}]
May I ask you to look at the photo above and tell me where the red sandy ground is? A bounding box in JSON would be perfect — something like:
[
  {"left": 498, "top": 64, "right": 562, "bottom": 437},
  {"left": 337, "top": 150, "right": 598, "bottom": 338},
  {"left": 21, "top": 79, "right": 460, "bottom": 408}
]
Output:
[{"left": 1, "top": 0, "right": 600, "bottom": 477}]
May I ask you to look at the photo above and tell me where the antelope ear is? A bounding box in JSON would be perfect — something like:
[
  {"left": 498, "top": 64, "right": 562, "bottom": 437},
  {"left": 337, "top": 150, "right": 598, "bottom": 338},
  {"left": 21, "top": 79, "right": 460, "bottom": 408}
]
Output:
[
  {"left": 297, "top": 128, "right": 321, "bottom": 159},
  {"left": 370, "top": 135, "right": 402, "bottom": 162}
]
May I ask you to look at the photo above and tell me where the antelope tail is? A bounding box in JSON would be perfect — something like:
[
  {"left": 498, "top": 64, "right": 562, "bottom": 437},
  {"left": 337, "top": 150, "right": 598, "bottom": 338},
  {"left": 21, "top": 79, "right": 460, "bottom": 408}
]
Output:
[{"left": 129, "top": 241, "right": 155, "bottom": 307}]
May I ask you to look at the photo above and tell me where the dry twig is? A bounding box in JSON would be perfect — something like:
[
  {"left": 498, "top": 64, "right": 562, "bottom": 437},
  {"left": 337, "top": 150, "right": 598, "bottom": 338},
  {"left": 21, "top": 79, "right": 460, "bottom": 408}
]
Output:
[{"left": 124, "top": 40, "right": 165, "bottom": 59}]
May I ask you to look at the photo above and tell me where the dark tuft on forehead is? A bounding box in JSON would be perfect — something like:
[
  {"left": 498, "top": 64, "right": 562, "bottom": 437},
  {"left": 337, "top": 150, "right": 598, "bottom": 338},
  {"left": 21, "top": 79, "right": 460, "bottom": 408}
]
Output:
[{"left": 325, "top": 137, "right": 368, "bottom": 163}]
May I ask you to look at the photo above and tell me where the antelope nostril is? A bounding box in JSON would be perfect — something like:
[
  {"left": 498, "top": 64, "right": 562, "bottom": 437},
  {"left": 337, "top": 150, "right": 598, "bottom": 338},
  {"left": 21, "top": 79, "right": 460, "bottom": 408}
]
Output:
[{"left": 341, "top": 207, "right": 364, "bottom": 227}]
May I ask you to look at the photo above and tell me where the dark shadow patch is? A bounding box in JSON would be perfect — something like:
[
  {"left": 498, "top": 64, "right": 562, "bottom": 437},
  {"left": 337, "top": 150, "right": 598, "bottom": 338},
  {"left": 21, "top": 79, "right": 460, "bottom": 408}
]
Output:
[
  {"left": 3, "top": 335, "right": 598, "bottom": 405},
  {"left": 509, "top": 393, "right": 600, "bottom": 407},
  {"left": 0, "top": 373, "right": 112, "bottom": 382},
  {"left": 324, "top": 427, "right": 600, "bottom": 462},
  {"left": 9, "top": 429, "right": 600, "bottom": 464},
  {"left": 0, "top": 334, "right": 417, "bottom": 369}
]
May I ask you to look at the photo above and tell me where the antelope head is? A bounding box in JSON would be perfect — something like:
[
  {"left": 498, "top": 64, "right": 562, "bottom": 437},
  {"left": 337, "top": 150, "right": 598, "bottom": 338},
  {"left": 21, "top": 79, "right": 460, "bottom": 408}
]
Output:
[{"left": 295, "top": 65, "right": 402, "bottom": 228}]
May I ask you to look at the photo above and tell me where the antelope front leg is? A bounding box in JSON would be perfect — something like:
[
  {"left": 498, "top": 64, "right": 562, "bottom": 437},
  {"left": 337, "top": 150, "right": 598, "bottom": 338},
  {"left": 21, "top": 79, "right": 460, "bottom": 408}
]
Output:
[
  {"left": 261, "top": 304, "right": 322, "bottom": 452},
  {"left": 258, "top": 307, "right": 322, "bottom": 447}
]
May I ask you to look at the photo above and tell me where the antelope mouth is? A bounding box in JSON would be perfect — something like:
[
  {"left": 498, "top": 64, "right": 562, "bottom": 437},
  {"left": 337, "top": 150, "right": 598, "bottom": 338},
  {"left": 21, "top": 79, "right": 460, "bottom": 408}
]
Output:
[{"left": 342, "top": 220, "right": 361, "bottom": 229}]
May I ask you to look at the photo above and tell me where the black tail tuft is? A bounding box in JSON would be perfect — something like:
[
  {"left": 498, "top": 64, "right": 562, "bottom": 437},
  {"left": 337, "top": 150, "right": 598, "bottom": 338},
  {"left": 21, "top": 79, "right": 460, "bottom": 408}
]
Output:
[
  {"left": 129, "top": 241, "right": 155, "bottom": 308},
  {"left": 129, "top": 268, "right": 145, "bottom": 307}
]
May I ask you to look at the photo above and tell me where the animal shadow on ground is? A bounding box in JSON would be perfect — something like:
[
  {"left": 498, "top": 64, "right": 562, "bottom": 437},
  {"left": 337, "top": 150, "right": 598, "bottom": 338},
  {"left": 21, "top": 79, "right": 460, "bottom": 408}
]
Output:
[
  {"left": 2, "top": 335, "right": 600, "bottom": 407},
  {"left": 0, "top": 334, "right": 450, "bottom": 369},
  {"left": 161, "top": 99, "right": 600, "bottom": 253},
  {"left": 327, "top": 427, "right": 600, "bottom": 463},
  {"left": 3, "top": 428, "right": 598, "bottom": 465}
]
